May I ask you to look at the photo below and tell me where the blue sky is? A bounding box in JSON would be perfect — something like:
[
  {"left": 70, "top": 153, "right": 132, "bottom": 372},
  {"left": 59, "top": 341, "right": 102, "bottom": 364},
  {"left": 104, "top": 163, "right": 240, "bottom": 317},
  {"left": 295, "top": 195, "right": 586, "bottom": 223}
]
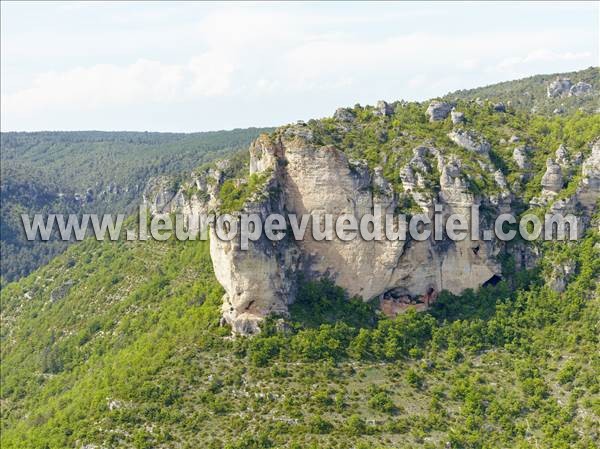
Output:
[{"left": 1, "top": 1, "right": 598, "bottom": 132}]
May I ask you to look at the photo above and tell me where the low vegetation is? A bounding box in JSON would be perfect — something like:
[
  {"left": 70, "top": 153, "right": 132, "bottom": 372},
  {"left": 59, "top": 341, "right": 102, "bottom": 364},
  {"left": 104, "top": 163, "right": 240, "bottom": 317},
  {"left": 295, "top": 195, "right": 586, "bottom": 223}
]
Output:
[
  {"left": 0, "top": 128, "right": 272, "bottom": 282},
  {"left": 1, "top": 229, "right": 597, "bottom": 448}
]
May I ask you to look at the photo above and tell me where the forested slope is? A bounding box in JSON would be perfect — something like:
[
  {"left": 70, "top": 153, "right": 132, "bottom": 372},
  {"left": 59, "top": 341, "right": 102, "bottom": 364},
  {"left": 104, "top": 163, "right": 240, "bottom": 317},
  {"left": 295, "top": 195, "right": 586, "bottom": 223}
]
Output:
[
  {"left": 1, "top": 68, "right": 599, "bottom": 449},
  {"left": 444, "top": 66, "right": 598, "bottom": 115},
  {"left": 1, "top": 224, "right": 598, "bottom": 448},
  {"left": 0, "top": 128, "right": 272, "bottom": 282}
]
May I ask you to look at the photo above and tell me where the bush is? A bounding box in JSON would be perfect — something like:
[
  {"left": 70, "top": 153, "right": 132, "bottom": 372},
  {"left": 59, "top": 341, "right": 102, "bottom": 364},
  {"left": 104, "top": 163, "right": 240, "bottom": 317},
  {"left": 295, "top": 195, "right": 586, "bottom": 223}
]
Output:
[
  {"left": 368, "top": 391, "right": 396, "bottom": 414},
  {"left": 345, "top": 414, "right": 367, "bottom": 436}
]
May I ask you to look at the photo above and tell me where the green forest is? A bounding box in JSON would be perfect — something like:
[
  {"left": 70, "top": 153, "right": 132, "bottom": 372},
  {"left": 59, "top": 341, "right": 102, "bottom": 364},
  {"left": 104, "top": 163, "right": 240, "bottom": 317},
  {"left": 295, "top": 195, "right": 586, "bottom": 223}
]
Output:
[
  {"left": 0, "top": 129, "right": 271, "bottom": 282},
  {"left": 1, "top": 229, "right": 598, "bottom": 448},
  {"left": 1, "top": 68, "right": 599, "bottom": 448}
]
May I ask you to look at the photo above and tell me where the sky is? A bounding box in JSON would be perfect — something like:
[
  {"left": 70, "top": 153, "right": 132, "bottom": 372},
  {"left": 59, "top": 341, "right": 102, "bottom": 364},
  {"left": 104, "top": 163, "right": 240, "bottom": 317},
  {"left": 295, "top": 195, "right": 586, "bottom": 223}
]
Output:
[{"left": 1, "top": 1, "right": 598, "bottom": 132}]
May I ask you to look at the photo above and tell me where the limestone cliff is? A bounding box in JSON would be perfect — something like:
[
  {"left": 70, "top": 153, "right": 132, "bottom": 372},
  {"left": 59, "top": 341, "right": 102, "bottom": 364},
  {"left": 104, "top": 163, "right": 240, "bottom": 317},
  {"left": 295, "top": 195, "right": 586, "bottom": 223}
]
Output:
[
  {"left": 147, "top": 100, "right": 599, "bottom": 335},
  {"left": 207, "top": 127, "right": 503, "bottom": 334}
]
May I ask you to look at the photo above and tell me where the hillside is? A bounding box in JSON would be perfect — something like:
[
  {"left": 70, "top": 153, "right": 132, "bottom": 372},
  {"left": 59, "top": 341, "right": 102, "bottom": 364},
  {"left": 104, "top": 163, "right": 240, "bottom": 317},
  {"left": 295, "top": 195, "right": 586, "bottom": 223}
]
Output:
[
  {"left": 0, "top": 128, "right": 272, "bottom": 283},
  {"left": 1, "top": 219, "right": 598, "bottom": 449},
  {"left": 151, "top": 70, "right": 599, "bottom": 335},
  {"left": 1, "top": 68, "right": 600, "bottom": 449},
  {"left": 443, "top": 66, "right": 599, "bottom": 115}
]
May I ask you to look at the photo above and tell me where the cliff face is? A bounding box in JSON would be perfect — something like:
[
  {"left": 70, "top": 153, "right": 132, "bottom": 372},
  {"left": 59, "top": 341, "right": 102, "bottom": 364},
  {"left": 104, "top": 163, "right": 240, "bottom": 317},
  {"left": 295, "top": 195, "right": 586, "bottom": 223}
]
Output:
[
  {"left": 209, "top": 128, "right": 503, "bottom": 334},
  {"left": 147, "top": 101, "right": 599, "bottom": 335}
]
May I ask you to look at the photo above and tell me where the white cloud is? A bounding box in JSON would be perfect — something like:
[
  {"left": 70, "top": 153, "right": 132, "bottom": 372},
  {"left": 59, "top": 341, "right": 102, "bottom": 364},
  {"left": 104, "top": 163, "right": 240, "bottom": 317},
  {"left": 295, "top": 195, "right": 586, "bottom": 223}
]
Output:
[
  {"left": 187, "top": 53, "right": 236, "bottom": 97},
  {"left": 4, "top": 60, "right": 185, "bottom": 114},
  {"left": 1, "top": 2, "right": 598, "bottom": 130},
  {"left": 495, "top": 50, "right": 592, "bottom": 70}
]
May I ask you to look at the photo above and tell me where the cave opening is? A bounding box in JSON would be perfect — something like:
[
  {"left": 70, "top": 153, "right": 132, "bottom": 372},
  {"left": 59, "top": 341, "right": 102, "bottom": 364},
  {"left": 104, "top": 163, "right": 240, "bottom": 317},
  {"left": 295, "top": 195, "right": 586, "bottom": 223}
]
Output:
[{"left": 483, "top": 274, "right": 502, "bottom": 287}]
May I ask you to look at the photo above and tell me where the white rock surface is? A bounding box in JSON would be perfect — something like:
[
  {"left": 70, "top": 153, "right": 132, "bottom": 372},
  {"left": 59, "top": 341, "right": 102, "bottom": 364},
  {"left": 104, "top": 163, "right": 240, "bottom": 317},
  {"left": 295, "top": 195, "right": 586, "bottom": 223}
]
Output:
[
  {"left": 426, "top": 101, "right": 453, "bottom": 122},
  {"left": 512, "top": 146, "right": 531, "bottom": 170},
  {"left": 206, "top": 130, "right": 500, "bottom": 333},
  {"left": 569, "top": 81, "right": 592, "bottom": 97},
  {"left": 448, "top": 130, "right": 491, "bottom": 155},
  {"left": 541, "top": 158, "right": 563, "bottom": 196},
  {"left": 450, "top": 110, "right": 465, "bottom": 124},
  {"left": 547, "top": 77, "right": 572, "bottom": 98}
]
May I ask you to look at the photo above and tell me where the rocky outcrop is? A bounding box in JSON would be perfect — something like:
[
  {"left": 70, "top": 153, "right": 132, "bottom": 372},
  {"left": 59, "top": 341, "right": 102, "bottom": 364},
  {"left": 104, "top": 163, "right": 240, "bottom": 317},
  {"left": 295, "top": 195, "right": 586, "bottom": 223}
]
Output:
[
  {"left": 547, "top": 77, "right": 593, "bottom": 98},
  {"left": 540, "top": 158, "right": 563, "bottom": 196},
  {"left": 162, "top": 133, "right": 600, "bottom": 335},
  {"left": 584, "top": 138, "right": 600, "bottom": 172},
  {"left": 547, "top": 77, "right": 573, "bottom": 98},
  {"left": 203, "top": 126, "right": 503, "bottom": 334},
  {"left": 144, "top": 114, "right": 598, "bottom": 336},
  {"left": 569, "top": 81, "right": 592, "bottom": 97},
  {"left": 334, "top": 107, "right": 356, "bottom": 122},
  {"left": 142, "top": 168, "right": 221, "bottom": 235},
  {"left": 375, "top": 100, "right": 393, "bottom": 117},
  {"left": 513, "top": 146, "right": 531, "bottom": 170},
  {"left": 542, "top": 138, "right": 599, "bottom": 236},
  {"left": 451, "top": 110, "right": 465, "bottom": 124},
  {"left": 448, "top": 130, "right": 491, "bottom": 155},
  {"left": 547, "top": 260, "right": 576, "bottom": 293},
  {"left": 143, "top": 177, "right": 177, "bottom": 215},
  {"left": 426, "top": 101, "right": 453, "bottom": 122},
  {"left": 555, "top": 144, "right": 569, "bottom": 166},
  {"left": 494, "top": 170, "right": 508, "bottom": 190},
  {"left": 577, "top": 138, "right": 600, "bottom": 212}
]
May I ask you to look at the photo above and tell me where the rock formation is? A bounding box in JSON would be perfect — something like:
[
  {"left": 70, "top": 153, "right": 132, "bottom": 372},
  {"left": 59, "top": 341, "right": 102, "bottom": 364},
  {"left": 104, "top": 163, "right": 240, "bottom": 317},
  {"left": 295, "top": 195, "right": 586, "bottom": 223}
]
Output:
[
  {"left": 202, "top": 125, "right": 505, "bottom": 334},
  {"left": 512, "top": 146, "right": 531, "bottom": 170},
  {"left": 375, "top": 100, "right": 393, "bottom": 117},
  {"left": 546, "top": 138, "right": 599, "bottom": 238},
  {"left": 143, "top": 177, "right": 177, "bottom": 215},
  {"left": 546, "top": 78, "right": 593, "bottom": 98},
  {"left": 450, "top": 109, "right": 465, "bottom": 124},
  {"left": 547, "top": 77, "right": 573, "bottom": 98},
  {"left": 555, "top": 144, "right": 569, "bottom": 166},
  {"left": 426, "top": 101, "right": 453, "bottom": 122},
  {"left": 569, "top": 81, "right": 592, "bottom": 97},
  {"left": 334, "top": 107, "right": 356, "bottom": 122},
  {"left": 144, "top": 109, "right": 599, "bottom": 335},
  {"left": 540, "top": 158, "right": 563, "bottom": 196},
  {"left": 448, "top": 129, "right": 491, "bottom": 155}
]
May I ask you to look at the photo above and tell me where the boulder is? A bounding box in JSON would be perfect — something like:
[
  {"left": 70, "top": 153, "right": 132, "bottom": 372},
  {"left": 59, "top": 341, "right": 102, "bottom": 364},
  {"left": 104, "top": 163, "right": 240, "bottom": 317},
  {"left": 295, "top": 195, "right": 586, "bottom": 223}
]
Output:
[
  {"left": 541, "top": 158, "right": 563, "bottom": 195},
  {"left": 555, "top": 144, "right": 569, "bottom": 166},
  {"left": 333, "top": 107, "right": 356, "bottom": 122},
  {"left": 448, "top": 129, "right": 491, "bottom": 155},
  {"left": 569, "top": 81, "right": 592, "bottom": 97},
  {"left": 450, "top": 109, "right": 465, "bottom": 124},
  {"left": 374, "top": 100, "right": 393, "bottom": 117},
  {"left": 547, "top": 77, "right": 572, "bottom": 98},
  {"left": 426, "top": 101, "right": 453, "bottom": 121},
  {"left": 513, "top": 146, "right": 530, "bottom": 170}
]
